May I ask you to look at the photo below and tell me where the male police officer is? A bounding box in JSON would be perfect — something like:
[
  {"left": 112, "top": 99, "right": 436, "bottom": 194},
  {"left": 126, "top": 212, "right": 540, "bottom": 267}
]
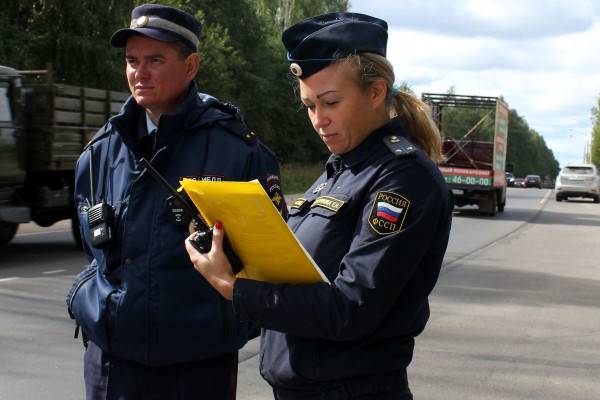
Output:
[{"left": 66, "top": 4, "right": 284, "bottom": 399}]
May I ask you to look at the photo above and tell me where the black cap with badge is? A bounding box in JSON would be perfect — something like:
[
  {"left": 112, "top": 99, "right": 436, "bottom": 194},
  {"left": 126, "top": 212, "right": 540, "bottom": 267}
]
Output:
[
  {"left": 281, "top": 12, "right": 388, "bottom": 79},
  {"left": 111, "top": 3, "right": 202, "bottom": 51}
]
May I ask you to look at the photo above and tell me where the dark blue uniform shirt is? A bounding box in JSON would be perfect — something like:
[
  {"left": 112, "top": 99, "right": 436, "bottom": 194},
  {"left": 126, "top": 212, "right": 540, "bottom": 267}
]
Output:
[{"left": 233, "top": 117, "right": 453, "bottom": 391}]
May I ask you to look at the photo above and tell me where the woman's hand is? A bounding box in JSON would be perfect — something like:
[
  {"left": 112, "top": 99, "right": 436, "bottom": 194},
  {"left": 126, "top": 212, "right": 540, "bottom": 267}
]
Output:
[{"left": 185, "top": 221, "right": 236, "bottom": 300}]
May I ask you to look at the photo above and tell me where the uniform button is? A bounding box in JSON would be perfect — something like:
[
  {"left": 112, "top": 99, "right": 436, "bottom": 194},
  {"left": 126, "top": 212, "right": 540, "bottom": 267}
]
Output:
[{"left": 124, "top": 257, "right": 133, "bottom": 265}]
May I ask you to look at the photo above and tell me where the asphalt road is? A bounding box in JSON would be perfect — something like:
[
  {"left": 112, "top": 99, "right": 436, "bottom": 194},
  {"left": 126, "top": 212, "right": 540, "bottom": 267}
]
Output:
[{"left": 0, "top": 188, "right": 599, "bottom": 399}]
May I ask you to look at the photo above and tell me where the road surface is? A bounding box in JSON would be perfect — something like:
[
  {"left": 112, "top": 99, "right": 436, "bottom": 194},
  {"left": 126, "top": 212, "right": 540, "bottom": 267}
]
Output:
[{"left": 1, "top": 188, "right": 598, "bottom": 399}]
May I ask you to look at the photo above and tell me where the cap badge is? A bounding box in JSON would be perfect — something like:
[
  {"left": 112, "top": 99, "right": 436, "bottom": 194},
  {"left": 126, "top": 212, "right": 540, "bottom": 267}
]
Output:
[
  {"left": 136, "top": 15, "right": 149, "bottom": 28},
  {"left": 290, "top": 63, "right": 303, "bottom": 77}
]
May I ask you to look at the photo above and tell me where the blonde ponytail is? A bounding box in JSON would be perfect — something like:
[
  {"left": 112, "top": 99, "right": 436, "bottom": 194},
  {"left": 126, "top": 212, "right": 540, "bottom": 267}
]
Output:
[
  {"left": 392, "top": 91, "right": 443, "bottom": 163},
  {"left": 340, "top": 53, "right": 443, "bottom": 163}
]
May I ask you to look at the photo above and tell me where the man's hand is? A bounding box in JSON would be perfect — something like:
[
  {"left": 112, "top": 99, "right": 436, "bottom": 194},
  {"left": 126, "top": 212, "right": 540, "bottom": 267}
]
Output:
[{"left": 185, "top": 221, "right": 236, "bottom": 300}]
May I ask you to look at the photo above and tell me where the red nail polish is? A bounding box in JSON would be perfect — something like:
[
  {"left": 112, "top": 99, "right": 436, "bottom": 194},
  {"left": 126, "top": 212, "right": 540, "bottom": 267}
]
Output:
[{"left": 215, "top": 221, "right": 223, "bottom": 230}]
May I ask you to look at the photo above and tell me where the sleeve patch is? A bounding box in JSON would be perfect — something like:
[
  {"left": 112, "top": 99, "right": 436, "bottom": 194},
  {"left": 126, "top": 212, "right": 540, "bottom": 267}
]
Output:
[
  {"left": 266, "top": 175, "right": 284, "bottom": 209},
  {"left": 368, "top": 191, "right": 410, "bottom": 235}
]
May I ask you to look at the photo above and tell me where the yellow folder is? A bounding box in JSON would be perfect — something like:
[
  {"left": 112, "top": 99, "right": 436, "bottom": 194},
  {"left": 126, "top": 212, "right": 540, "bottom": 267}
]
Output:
[{"left": 180, "top": 179, "right": 329, "bottom": 284}]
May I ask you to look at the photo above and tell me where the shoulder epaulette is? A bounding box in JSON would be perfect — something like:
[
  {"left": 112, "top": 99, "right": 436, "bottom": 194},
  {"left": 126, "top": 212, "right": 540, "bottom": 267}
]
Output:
[
  {"left": 213, "top": 101, "right": 257, "bottom": 145},
  {"left": 83, "top": 124, "right": 110, "bottom": 150},
  {"left": 216, "top": 118, "right": 257, "bottom": 145},
  {"left": 383, "top": 135, "right": 418, "bottom": 158}
]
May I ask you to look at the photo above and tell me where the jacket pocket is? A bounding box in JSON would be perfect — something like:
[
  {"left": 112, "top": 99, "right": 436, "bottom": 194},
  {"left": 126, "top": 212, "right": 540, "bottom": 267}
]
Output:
[
  {"left": 303, "top": 193, "right": 353, "bottom": 234},
  {"left": 65, "top": 262, "right": 116, "bottom": 351},
  {"left": 66, "top": 263, "right": 97, "bottom": 319}
]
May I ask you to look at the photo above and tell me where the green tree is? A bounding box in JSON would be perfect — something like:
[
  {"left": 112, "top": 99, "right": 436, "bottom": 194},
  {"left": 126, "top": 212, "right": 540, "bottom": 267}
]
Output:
[
  {"left": 253, "top": 0, "right": 349, "bottom": 30},
  {"left": 397, "top": 81, "right": 415, "bottom": 95},
  {"left": 0, "top": 0, "right": 350, "bottom": 164},
  {"left": 0, "top": 0, "right": 133, "bottom": 90},
  {"left": 0, "top": 1, "right": 37, "bottom": 69},
  {"left": 591, "top": 95, "right": 600, "bottom": 169},
  {"left": 504, "top": 110, "right": 558, "bottom": 178},
  {"left": 441, "top": 107, "right": 494, "bottom": 141}
]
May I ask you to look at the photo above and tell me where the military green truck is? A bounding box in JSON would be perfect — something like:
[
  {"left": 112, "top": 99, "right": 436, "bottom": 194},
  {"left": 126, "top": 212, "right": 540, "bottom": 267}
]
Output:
[{"left": 0, "top": 65, "right": 128, "bottom": 246}]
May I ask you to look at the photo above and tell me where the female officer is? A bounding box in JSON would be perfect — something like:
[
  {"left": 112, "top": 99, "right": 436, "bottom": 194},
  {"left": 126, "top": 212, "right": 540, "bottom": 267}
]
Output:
[{"left": 186, "top": 12, "right": 453, "bottom": 400}]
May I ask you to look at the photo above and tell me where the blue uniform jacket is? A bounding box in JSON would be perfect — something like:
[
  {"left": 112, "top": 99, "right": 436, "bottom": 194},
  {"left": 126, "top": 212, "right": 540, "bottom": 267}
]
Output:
[
  {"left": 66, "top": 83, "right": 284, "bottom": 366},
  {"left": 233, "top": 117, "right": 453, "bottom": 391}
]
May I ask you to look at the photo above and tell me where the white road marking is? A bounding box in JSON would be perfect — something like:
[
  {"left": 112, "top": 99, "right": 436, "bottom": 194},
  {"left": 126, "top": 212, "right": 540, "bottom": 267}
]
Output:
[
  {"left": 16, "top": 229, "right": 70, "bottom": 237},
  {"left": 0, "top": 277, "right": 20, "bottom": 282},
  {"left": 43, "top": 269, "right": 67, "bottom": 275},
  {"left": 540, "top": 190, "right": 552, "bottom": 205}
]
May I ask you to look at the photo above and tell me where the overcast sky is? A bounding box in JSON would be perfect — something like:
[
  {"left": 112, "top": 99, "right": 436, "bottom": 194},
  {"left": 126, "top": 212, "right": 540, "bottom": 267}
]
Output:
[{"left": 349, "top": 0, "right": 600, "bottom": 169}]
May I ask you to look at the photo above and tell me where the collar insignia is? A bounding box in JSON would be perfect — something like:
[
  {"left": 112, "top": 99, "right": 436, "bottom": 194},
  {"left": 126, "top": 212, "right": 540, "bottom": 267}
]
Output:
[{"left": 313, "top": 182, "right": 327, "bottom": 194}]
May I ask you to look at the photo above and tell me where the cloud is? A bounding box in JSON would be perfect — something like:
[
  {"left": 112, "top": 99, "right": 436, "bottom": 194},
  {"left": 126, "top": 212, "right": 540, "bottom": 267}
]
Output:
[
  {"left": 346, "top": 1, "right": 600, "bottom": 167},
  {"left": 387, "top": 24, "right": 600, "bottom": 75},
  {"left": 350, "top": 0, "right": 600, "bottom": 39}
]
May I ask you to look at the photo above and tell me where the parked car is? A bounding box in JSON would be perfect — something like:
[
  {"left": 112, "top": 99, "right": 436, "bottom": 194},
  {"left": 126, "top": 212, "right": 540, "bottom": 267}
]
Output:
[
  {"left": 524, "top": 174, "right": 543, "bottom": 188},
  {"left": 555, "top": 164, "right": 600, "bottom": 202},
  {"left": 542, "top": 178, "right": 555, "bottom": 189},
  {"left": 505, "top": 172, "right": 515, "bottom": 187},
  {"left": 514, "top": 178, "right": 525, "bottom": 188}
]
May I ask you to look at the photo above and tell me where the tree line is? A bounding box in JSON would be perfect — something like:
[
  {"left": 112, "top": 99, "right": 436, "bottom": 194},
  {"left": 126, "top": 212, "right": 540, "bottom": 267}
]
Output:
[
  {"left": 1, "top": 0, "right": 559, "bottom": 177},
  {"left": 1, "top": 0, "right": 347, "bottom": 164},
  {"left": 591, "top": 96, "right": 600, "bottom": 169}
]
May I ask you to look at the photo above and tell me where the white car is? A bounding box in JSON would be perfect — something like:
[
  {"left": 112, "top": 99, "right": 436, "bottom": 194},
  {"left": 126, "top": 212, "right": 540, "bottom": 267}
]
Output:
[{"left": 555, "top": 164, "right": 600, "bottom": 202}]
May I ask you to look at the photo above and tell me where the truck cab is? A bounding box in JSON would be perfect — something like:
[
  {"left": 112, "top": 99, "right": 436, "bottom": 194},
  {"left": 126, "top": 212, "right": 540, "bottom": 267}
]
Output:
[
  {"left": 0, "top": 66, "right": 25, "bottom": 191},
  {"left": 0, "top": 66, "right": 28, "bottom": 244}
]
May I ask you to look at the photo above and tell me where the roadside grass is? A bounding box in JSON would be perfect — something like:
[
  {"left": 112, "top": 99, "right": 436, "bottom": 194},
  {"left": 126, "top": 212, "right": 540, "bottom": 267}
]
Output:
[{"left": 281, "top": 162, "right": 324, "bottom": 195}]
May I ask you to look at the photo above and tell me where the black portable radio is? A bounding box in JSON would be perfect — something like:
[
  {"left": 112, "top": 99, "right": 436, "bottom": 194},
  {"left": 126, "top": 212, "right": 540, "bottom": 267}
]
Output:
[
  {"left": 139, "top": 158, "right": 243, "bottom": 274},
  {"left": 87, "top": 144, "right": 114, "bottom": 249},
  {"left": 88, "top": 202, "right": 113, "bottom": 248}
]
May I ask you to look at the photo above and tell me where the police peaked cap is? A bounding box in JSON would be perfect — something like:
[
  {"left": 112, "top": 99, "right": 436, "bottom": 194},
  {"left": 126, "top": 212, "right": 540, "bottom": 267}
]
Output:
[
  {"left": 282, "top": 12, "right": 388, "bottom": 79},
  {"left": 111, "top": 4, "right": 201, "bottom": 51}
]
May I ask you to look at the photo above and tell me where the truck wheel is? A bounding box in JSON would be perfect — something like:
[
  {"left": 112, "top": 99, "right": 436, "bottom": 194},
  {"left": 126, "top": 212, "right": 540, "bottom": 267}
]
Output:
[
  {"left": 497, "top": 189, "right": 506, "bottom": 213},
  {"left": 0, "top": 222, "right": 19, "bottom": 246},
  {"left": 480, "top": 194, "right": 497, "bottom": 216},
  {"left": 555, "top": 194, "right": 562, "bottom": 202},
  {"left": 594, "top": 195, "right": 600, "bottom": 204}
]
